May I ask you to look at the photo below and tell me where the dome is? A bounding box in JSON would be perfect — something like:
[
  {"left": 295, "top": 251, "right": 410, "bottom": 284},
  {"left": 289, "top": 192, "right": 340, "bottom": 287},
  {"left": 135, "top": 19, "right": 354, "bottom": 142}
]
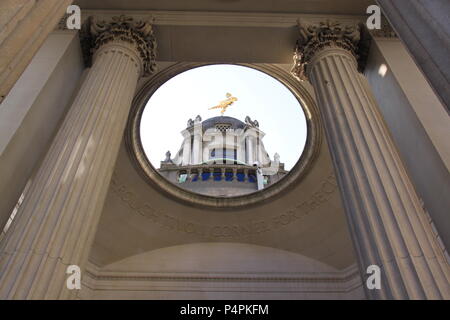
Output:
[{"left": 200, "top": 116, "right": 246, "bottom": 132}]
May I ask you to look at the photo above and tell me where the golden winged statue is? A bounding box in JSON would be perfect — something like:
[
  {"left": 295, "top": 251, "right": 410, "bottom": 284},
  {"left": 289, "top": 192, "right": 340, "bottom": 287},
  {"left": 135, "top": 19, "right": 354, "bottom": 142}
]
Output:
[{"left": 209, "top": 93, "right": 238, "bottom": 115}]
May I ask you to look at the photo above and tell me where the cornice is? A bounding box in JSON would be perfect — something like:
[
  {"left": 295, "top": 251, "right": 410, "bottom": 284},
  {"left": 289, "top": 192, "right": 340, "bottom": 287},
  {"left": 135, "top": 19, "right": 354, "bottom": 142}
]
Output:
[
  {"left": 68, "top": 10, "right": 366, "bottom": 28},
  {"left": 84, "top": 262, "right": 361, "bottom": 284}
]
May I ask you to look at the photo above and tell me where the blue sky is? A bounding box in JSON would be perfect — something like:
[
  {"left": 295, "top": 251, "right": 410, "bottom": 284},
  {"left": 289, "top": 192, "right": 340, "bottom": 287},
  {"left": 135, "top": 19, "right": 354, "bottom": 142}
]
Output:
[{"left": 140, "top": 64, "right": 307, "bottom": 170}]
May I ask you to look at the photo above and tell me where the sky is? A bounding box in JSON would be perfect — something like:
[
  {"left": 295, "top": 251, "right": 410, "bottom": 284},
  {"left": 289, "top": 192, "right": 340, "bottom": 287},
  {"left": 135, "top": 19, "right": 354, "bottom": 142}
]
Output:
[{"left": 140, "top": 64, "right": 307, "bottom": 170}]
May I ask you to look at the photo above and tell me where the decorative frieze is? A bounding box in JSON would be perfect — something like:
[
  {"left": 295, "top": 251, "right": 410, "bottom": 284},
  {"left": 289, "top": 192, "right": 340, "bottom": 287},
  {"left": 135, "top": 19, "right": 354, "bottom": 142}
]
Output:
[{"left": 80, "top": 15, "right": 157, "bottom": 76}]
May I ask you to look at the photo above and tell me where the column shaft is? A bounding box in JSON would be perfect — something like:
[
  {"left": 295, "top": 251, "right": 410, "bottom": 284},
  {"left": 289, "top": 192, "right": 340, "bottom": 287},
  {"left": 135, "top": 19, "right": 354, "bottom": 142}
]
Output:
[
  {"left": 192, "top": 135, "right": 202, "bottom": 164},
  {"left": 0, "top": 42, "right": 141, "bottom": 299},
  {"left": 246, "top": 136, "right": 254, "bottom": 165},
  {"left": 192, "top": 123, "right": 202, "bottom": 164},
  {"left": 182, "top": 134, "right": 192, "bottom": 165},
  {"left": 308, "top": 47, "right": 450, "bottom": 299}
]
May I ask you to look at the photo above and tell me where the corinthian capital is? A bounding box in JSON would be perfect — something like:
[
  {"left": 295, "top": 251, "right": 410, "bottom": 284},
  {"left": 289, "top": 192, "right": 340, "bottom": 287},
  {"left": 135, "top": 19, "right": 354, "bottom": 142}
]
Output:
[
  {"left": 81, "top": 15, "right": 157, "bottom": 77},
  {"left": 291, "top": 20, "right": 366, "bottom": 80}
]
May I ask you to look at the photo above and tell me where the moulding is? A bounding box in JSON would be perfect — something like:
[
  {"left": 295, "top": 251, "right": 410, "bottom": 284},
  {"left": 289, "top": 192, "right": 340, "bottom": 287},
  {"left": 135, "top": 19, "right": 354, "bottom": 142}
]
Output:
[
  {"left": 124, "top": 62, "right": 323, "bottom": 210},
  {"left": 58, "top": 9, "right": 365, "bottom": 29}
]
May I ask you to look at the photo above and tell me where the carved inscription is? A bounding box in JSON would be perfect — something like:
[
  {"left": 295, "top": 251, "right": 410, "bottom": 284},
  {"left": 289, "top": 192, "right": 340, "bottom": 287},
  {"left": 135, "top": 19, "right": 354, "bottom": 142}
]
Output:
[{"left": 110, "top": 173, "right": 338, "bottom": 239}]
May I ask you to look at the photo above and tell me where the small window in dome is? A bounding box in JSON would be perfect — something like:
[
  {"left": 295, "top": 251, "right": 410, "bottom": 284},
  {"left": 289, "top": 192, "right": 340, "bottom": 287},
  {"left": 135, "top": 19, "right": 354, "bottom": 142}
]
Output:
[{"left": 215, "top": 123, "right": 232, "bottom": 132}]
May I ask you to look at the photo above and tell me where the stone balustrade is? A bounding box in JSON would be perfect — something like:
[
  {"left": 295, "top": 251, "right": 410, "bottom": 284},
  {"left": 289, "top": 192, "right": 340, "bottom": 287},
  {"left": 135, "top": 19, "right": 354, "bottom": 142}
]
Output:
[{"left": 160, "top": 164, "right": 261, "bottom": 184}]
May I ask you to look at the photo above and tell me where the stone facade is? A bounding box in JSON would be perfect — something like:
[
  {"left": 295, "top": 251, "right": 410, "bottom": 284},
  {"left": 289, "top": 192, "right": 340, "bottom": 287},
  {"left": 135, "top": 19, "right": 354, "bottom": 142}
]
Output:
[
  {"left": 0, "top": 1, "right": 448, "bottom": 300},
  {"left": 157, "top": 115, "right": 287, "bottom": 196}
]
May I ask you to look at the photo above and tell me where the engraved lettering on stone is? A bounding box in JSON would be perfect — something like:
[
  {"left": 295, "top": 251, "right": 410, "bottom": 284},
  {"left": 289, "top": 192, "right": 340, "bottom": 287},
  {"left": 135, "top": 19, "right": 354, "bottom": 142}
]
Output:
[{"left": 111, "top": 173, "right": 337, "bottom": 239}]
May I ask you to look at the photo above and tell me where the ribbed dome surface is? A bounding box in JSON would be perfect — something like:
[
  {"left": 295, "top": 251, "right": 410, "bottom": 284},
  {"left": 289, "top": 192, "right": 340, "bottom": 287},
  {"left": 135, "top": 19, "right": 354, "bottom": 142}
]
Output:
[{"left": 201, "top": 116, "right": 245, "bottom": 132}]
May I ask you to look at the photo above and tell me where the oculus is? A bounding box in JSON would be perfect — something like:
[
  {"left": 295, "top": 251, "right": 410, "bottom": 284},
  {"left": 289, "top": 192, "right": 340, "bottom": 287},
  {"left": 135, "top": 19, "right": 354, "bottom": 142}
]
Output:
[{"left": 127, "top": 63, "right": 322, "bottom": 208}]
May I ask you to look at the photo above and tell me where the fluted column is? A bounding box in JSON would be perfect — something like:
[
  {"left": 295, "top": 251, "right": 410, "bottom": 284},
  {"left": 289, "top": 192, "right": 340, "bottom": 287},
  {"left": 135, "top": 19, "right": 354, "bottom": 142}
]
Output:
[
  {"left": 0, "top": 16, "right": 156, "bottom": 299},
  {"left": 182, "top": 131, "right": 192, "bottom": 166},
  {"left": 192, "top": 120, "right": 203, "bottom": 164},
  {"left": 293, "top": 21, "right": 450, "bottom": 299},
  {"left": 0, "top": 0, "right": 73, "bottom": 103},
  {"left": 236, "top": 133, "right": 246, "bottom": 163},
  {"left": 192, "top": 134, "right": 202, "bottom": 164},
  {"left": 246, "top": 136, "right": 254, "bottom": 165}
]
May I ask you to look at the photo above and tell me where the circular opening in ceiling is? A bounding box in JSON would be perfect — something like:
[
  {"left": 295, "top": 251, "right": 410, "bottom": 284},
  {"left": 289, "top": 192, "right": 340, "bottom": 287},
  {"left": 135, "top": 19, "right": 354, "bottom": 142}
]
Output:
[{"left": 128, "top": 63, "right": 321, "bottom": 209}]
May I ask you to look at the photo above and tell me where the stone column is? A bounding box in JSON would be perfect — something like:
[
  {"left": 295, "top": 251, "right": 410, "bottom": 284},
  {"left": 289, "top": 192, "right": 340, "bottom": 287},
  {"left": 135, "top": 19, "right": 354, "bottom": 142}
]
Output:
[
  {"left": 292, "top": 21, "right": 450, "bottom": 299},
  {"left": 246, "top": 136, "right": 254, "bottom": 165},
  {"left": 236, "top": 133, "right": 246, "bottom": 163},
  {"left": 256, "top": 137, "right": 265, "bottom": 165},
  {"left": 192, "top": 119, "right": 203, "bottom": 164},
  {"left": 203, "top": 146, "right": 210, "bottom": 163},
  {"left": 0, "top": 0, "right": 73, "bottom": 103},
  {"left": 376, "top": 0, "right": 450, "bottom": 113},
  {"left": 192, "top": 134, "right": 202, "bottom": 164},
  {"left": 182, "top": 131, "right": 192, "bottom": 166},
  {"left": 0, "top": 16, "right": 156, "bottom": 300}
]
